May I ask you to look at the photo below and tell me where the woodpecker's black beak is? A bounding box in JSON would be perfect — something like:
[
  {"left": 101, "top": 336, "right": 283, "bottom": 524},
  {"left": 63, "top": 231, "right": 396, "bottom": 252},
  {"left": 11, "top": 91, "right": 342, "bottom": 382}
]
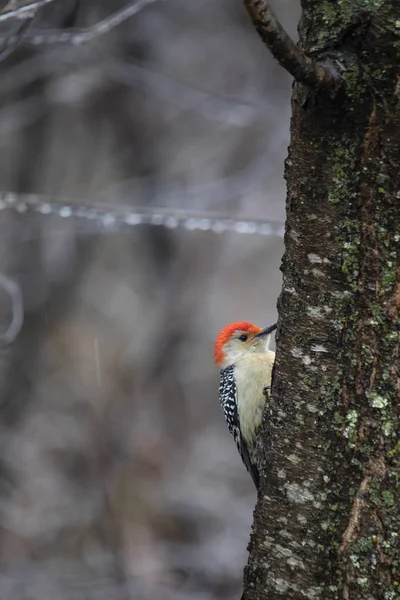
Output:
[{"left": 254, "top": 323, "right": 277, "bottom": 338}]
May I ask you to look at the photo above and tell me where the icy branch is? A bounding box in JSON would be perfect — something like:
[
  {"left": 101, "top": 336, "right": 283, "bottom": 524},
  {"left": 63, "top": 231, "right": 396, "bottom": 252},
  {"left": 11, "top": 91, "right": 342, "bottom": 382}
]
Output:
[
  {"left": 0, "top": 191, "right": 285, "bottom": 238},
  {"left": 243, "top": 0, "right": 340, "bottom": 88}
]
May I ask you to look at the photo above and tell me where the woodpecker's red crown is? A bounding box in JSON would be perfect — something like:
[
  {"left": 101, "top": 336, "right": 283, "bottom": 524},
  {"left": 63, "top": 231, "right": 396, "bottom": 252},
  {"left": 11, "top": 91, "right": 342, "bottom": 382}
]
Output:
[{"left": 214, "top": 321, "right": 262, "bottom": 367}]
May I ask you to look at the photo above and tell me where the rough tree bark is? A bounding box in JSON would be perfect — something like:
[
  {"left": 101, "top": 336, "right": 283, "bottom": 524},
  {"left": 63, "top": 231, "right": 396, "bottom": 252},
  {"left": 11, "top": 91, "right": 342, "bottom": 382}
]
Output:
[{"left": 243, "top": 1, "right": 400, "bottom": 599}]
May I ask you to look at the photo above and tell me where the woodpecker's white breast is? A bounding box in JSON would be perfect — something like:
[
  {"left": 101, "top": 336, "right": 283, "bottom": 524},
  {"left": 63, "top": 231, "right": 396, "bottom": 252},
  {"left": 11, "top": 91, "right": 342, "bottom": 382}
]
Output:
[{"left": 234, "top": 351, "right": 275, "bottom": 446}]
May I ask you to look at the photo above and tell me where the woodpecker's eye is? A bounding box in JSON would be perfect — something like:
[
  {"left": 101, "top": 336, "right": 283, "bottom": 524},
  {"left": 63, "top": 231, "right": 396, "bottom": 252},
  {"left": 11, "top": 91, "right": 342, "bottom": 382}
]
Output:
[{"left": 239, "top": 334, "right": 248, "bottom": 342}]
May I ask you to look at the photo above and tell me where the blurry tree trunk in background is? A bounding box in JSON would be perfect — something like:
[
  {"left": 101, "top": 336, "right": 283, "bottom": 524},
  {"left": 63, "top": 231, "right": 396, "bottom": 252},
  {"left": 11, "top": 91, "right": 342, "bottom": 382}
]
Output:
[{"left": 243, "top": 1, "right": 400, "bottom": 599}]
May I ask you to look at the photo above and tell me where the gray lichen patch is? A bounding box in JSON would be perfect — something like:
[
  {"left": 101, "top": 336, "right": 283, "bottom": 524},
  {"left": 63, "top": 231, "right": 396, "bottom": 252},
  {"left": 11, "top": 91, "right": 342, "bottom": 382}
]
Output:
[
  {"left": 287, "top": 555, "right": 306, "bottom": 570},
  {"left": 284, "top": 483, "right": 315, "bottom": 504}
]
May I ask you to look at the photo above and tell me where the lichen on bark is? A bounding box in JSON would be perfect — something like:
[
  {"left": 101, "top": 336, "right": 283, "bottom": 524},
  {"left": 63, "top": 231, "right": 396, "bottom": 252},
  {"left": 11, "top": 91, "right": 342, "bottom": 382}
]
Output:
[{"left": 243, "top": 1, "right": 400, "bottom": 599}]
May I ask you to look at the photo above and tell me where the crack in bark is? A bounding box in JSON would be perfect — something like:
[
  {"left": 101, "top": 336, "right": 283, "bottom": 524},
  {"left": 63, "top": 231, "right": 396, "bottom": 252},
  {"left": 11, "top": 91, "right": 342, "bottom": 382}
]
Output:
[
  {"left": 339, "top": 454, "right": 388, "bottom": 554},
  {"left": 387, "top": 277, "right": 400, "bottom": 319},
  {"left": 339, "top": 475, "right": 371, "bottom": 553}
]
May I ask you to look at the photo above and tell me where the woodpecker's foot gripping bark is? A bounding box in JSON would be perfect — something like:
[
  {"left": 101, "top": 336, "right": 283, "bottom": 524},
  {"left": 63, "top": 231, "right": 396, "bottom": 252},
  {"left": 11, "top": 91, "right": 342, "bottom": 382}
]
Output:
[{"left": 263, "top": 385, "right": 271, "bottom": 399}]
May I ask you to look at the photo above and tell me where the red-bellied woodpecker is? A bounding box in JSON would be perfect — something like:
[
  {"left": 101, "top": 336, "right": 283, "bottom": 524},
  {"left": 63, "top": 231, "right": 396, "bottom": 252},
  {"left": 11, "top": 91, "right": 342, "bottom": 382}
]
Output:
[{"left": 214, "top": 321, "right": 277, "bottom": 488}]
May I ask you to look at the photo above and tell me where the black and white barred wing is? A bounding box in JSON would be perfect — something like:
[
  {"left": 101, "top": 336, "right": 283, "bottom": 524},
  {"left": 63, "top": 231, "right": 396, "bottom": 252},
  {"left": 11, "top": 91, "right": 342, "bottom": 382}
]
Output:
[{"left": 219, "top": 366, "right": 260, "bottom": 488}]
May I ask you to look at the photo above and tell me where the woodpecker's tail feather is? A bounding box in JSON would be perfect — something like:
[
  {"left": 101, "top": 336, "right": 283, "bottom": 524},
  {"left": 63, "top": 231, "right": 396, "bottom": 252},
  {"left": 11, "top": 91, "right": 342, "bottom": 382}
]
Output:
[{"left": 239, "top": 434, "right": 260, "bottom": 489}]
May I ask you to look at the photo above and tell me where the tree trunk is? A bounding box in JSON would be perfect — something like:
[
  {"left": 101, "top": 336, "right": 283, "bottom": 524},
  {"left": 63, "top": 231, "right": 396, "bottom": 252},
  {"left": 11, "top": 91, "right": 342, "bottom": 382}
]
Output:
[{"left": 244, "top": 2, "right": 400, "bottom": 599}]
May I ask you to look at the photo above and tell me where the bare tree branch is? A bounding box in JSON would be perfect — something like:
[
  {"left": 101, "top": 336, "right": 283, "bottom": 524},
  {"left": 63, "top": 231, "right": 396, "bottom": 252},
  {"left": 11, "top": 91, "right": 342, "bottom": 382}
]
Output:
[
  {"left": 0, "top": 274, "right": 23, "bottom": 346},
  {"left": 0, "top": 11, "right": 34, "bottom": 63},
  {"left": 0, "top": 0, "right": 56, "bottom": 22},
  {"left": 21, "top": 0, "right": 161, "bottom": 46},
  {"left": 243, "top": 0, "right": 341, "bottom": 88}
]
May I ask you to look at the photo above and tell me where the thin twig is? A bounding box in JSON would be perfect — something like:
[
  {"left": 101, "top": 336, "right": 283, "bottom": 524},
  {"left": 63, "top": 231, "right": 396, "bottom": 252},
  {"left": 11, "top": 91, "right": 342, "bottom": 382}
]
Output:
[
  {"left": 0, "top": 274, "right": 23, "bottom": 346},
  {"left": 0, "top": 11, "right": 34, "bottom": 63},
  {"left": 243, "top": 0, "right": 340, "bottom": 88},
  {"left": 22, "top": 0, "right": 161, "bottom": 46},
  {"left": 0, "top": 0, "right": 56, "bottom": 22},
  {"left": 107, "top": 59, "right": 262, "bottom": 126}
]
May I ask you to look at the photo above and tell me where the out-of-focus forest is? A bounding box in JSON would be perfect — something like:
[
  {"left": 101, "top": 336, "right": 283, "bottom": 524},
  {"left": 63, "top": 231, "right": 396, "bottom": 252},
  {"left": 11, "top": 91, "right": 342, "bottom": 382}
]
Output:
[{"left": 0, "top": 1, "right": 299, "bottom": 598}]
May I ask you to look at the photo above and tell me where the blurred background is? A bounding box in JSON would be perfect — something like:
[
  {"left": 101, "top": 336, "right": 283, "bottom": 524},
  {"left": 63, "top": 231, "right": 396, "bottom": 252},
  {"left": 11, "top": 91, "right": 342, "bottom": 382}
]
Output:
[{"left": 0, "top": 0, "right": 299, "bottom": 598}]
